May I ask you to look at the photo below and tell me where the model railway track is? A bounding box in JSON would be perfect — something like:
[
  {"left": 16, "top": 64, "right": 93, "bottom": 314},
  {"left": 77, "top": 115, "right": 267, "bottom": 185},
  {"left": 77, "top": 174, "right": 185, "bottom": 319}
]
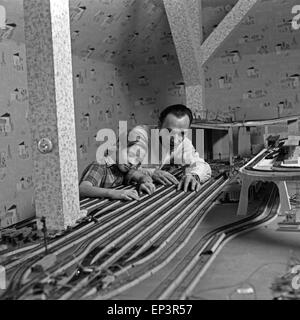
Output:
[
  {"left": 0, "top": 185, "right": 131, "bottom": 257},
  {"left": 2, "top": 170, "right": 191, "bottom": 298},
  {"left": 243, "top": 140, "right": 300, "bottom": 173},
  {"left": 84, "top": 184, "right": 278, "bottom": 300},
  {"left": 3, "top": 170, "right": 183, "bottom": 266},
  {"left": 2, "top": 184, "right": 175, "bottom": 299},
  {"left": 54, "top": 176, "right": 229, "bottom": 300},
  {"left": 2, "top": 173, "right": 229, "bottom": 300},
  {"left": 52, "top": 177, "right": 226, "bottom": 300},
  {"left": 3, "top": 179, "right": 176, "bottom": 270},
  {"left": 244, "top": 148, "right": 273, "bottom": 171},
  {"left": 54, "top": 197, "right": 218, "bottom": 300},
  {"left": 147, "top": 185, "right": 279, "bottom": 300},
  {"left": 19, "top": 176, "right": 226, "bottom": 300}
]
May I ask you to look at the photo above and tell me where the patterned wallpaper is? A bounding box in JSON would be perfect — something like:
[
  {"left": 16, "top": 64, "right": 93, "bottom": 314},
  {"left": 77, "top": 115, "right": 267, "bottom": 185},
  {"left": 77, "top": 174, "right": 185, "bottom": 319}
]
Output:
[
  {"left": 0, "top": 0, "right": 34, "bottom": 227},
  {"left": 203, "top": 0, "right": 300, "bottom": 122},
  {"left": 69, "top": 0, "right": 177, "bottom": 66}
]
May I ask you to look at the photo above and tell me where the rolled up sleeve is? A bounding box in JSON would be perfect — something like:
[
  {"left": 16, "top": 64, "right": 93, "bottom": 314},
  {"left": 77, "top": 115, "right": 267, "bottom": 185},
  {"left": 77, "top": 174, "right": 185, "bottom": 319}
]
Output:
[{"left": 180, "top": 139, "right": 212, "bottom": 183}]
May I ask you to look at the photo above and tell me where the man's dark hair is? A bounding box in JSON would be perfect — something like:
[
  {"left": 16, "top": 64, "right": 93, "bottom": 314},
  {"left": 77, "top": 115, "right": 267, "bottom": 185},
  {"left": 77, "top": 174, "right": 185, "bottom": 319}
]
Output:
[{"left": 159, "top": 104, "right": 193, "bottom": 125}]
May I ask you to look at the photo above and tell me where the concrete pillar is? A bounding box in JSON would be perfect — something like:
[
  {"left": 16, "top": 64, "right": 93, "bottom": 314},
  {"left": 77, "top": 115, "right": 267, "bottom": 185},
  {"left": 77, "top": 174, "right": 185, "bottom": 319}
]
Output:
[{"left": 23, "top": 0, "right": 84, "bottom": 230}]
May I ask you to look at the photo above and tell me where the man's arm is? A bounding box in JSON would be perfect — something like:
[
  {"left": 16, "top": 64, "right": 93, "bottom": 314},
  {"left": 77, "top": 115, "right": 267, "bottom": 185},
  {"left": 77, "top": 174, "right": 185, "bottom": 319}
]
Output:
[
  {"left": 174, "top": 137, "right": 211, "bottom": 192},
  {"left": 185, "top": 160, "right": 212, "bottom": 183},
  {"left": 180, "top": 138, "right": 212, "bottom": 183},
  {"left": 128, "top": 125, "right": 179, "bottom": 186}
]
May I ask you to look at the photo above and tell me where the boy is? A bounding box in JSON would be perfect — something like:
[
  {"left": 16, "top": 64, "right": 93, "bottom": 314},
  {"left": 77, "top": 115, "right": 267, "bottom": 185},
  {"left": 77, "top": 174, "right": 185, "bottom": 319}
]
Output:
[{"left": 79, "top": 142, "right": 156, "bottom": 200}]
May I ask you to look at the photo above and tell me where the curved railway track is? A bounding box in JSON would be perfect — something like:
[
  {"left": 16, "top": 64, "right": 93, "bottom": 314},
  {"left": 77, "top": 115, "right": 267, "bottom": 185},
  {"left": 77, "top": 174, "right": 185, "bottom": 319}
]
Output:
[
  {"left": 78, "top": 183, "right": 278, "bottom": 300},
  {"left": 56, "top": 176, "right": 228, "bottom": 300},
  {"left": 147, "top": 185, "right": 279, "bottom": 300}
]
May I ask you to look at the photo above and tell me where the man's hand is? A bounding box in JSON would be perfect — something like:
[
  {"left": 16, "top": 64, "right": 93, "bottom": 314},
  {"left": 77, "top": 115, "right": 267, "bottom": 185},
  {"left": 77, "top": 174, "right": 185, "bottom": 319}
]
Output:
[
  {"left": 137, "top": 175, "right": 156, "bottom": 195},
  {"left": 177, "top": 174, "right": 201, "bottom": 192},
  {"left": 139, "top": 182, "right": 156, "bottom": 195},
  {"left": 152, "top": 169, "right": 179, "bottom": 186},
  {"left": 108, "top": 189, "right": 140, "bottom": 201}
]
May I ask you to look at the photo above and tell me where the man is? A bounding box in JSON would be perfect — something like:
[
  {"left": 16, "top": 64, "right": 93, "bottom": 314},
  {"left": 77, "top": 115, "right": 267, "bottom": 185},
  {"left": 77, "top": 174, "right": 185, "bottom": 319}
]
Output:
[{"left": 126, "top": 104, "right": 211, "bottom": 192}]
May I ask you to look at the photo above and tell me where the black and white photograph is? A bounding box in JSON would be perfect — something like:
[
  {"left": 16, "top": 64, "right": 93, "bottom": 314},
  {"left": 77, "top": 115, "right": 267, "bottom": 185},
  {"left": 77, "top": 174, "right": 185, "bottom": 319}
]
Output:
[{"left": 1, "top": 0, "right": 300, "bottom": 304}]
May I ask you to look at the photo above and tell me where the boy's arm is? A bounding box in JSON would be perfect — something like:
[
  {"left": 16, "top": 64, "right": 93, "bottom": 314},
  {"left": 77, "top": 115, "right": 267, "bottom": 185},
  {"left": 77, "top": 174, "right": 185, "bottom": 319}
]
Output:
[
  {"left": 79, "top": 181, "right": 139, "bottom": 200},
  {"left": 79, "top": 181, "right": 111, "bottom": 198},
  {"left": 79, "top": 163, "right": 139, "bottom": 200}
]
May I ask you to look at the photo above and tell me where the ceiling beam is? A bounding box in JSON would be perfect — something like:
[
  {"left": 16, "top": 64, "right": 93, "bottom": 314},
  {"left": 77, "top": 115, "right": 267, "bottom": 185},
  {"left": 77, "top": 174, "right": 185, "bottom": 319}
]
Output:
[
  {"left": 163, "top": 0, "right": 203, "bottom": 87},
  {"left": 200, "top": 0, "right": 260, "bottom": 65}
]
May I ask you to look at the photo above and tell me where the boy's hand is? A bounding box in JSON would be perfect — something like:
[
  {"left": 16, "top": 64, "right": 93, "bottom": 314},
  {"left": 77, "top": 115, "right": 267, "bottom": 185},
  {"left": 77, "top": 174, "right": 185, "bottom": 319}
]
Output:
[
  {"left": 139, "top": 182, "right": 156, "bottom": 195},
  {"left": 108, "top": 189, "right": 140, "bottom": 201}
]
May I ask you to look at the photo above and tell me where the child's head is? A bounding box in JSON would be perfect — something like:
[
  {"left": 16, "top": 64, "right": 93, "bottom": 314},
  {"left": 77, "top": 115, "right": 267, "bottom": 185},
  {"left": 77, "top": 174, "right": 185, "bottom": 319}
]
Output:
[{"left": 117, "top": 141, "right": 145, "bottom": 173}]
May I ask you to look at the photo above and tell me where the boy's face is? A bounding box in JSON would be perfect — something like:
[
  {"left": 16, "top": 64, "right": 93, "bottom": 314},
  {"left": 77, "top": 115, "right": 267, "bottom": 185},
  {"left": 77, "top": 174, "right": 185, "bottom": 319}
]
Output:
[{"left": 117, "top": 144, "right": 144, "bottom": 173}]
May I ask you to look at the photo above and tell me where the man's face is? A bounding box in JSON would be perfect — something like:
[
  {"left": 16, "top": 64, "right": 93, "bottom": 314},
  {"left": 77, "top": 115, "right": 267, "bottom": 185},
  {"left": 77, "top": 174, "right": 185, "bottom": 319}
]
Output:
[{"left": 159, "top": 113, "right": 190, "bottom": 150}]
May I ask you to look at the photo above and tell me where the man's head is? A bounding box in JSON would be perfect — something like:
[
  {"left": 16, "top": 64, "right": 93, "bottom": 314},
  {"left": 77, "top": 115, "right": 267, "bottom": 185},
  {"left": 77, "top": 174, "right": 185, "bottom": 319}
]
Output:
[
  {"left": 158, "top": 104, "right": 193, "bottom": 130},
  {"left": 158, "top": 104, "right": 193, "bottom": 151}
]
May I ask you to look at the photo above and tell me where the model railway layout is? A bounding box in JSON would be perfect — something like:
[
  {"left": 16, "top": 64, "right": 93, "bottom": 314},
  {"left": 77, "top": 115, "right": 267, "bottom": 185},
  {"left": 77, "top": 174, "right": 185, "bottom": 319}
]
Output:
[
  {"left": 0, "top": 152, "right": 284, "bottom": 300},
  {"left": 247, "top": 138, "right": 300, "bottom": 173}
]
